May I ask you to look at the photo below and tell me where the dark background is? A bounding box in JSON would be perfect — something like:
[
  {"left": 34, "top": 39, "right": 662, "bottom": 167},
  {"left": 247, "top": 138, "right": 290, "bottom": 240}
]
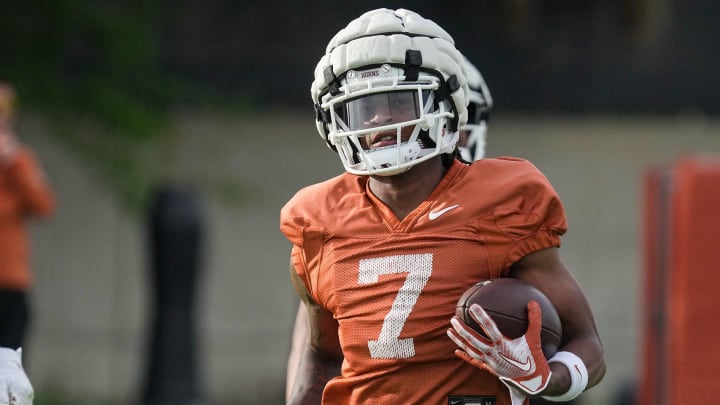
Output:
[
  {"left": 2, "top": 0, "right": 718, "bottom": 125},
  {"left": 157, "top": 0, "right": 717, "bottom": 114}
]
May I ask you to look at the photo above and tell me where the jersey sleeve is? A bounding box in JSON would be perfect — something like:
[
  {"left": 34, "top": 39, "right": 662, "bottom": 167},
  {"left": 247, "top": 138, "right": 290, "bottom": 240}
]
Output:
[
  {"left": 280, "top": 188, "right": 325, "bottom": 304},
  {"left": 490, "top": 157, "right": 568, "bottom": 270}
]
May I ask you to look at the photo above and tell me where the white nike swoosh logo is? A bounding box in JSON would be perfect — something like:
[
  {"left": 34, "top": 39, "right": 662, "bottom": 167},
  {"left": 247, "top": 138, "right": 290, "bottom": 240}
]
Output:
[
  {"left": 498, "top": 352, "right": 533, "bottom": 372},
  {"left": 428, "top": 204, "right": 460, "bottom": 220}
]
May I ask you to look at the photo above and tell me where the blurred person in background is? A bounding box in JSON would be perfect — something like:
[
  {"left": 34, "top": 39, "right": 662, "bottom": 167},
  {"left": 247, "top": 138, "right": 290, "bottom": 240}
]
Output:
[
  {"left": 0, "top": 75, "right": 55, "bottom": 404},
  {"left": 281, "top": 8, "right": 604, "bottom": 405}
]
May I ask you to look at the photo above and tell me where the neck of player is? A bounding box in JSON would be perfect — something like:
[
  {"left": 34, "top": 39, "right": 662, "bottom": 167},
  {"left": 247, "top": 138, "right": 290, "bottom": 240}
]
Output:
[{"left": 368, "top": 156, "right": 448, "bottom": 221}]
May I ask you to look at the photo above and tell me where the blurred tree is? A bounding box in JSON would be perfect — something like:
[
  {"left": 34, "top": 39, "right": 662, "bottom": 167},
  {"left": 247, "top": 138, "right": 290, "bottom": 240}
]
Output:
[
  {"left": 0, "top": 1, "right": 191, "bottom": 212},
  {"left": 0, "top": 0, "right": 173, "bottom": 138}
]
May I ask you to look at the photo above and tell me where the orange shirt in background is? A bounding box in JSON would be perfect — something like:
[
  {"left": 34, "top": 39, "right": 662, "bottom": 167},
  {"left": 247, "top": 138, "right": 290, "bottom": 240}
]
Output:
[{"left": 0, "top": 147, "right": 54, "bottom": 290}]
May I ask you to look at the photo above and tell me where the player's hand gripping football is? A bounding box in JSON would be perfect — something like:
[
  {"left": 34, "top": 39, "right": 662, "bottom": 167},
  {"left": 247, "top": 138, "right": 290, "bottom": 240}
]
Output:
[
  {"left": 447, "top": 301, "right": 551, "bottom": 396},
  {"left": 0, "top": 348, "right": 33, "bottom": 405}
]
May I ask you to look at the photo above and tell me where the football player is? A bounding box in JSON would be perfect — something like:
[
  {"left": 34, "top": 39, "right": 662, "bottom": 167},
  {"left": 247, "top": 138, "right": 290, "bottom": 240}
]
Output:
[
  {"left": 281, "top": 8, "right": 605, "bottom": 404},
  {"left": 285, "top": 54, "right": 496, "bottom": 400}
]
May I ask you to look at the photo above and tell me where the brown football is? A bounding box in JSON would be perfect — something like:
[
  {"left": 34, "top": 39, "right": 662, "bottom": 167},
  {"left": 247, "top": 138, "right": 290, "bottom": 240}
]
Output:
[{"left": 456, "top": 278, "right": 562, "bottom": 358}]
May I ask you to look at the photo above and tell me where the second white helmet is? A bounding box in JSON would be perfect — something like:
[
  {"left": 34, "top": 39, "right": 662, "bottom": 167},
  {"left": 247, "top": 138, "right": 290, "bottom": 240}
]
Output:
[{"left": 458, "top": 56, "right": 493, "bottom": 162}]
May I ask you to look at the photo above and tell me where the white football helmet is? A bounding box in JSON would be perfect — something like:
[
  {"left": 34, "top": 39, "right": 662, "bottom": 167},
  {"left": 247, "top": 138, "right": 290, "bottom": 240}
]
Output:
[
  {"left": 458, "top": 56, "right": 493, "bottom": 162},
  {"left": 311, "top": 8, "right": 469, "bottom": 176}
]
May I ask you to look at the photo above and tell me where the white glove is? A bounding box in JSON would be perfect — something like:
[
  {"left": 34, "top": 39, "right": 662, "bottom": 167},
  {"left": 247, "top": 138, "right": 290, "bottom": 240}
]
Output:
[
  {"left": 447, "top": 301, "right": 551, "bottom": 396},
  {"left": 0, "top": 348, "right": 33, "bottom": 405}
]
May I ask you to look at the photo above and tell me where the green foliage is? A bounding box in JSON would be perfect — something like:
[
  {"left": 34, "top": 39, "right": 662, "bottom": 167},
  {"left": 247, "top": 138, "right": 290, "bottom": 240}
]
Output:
[
  {"left": 1, "top": 2, "right": 190, "bottom": 212},
  {"left": 1, "top": 1, "right": 171, "bottom": 137}
]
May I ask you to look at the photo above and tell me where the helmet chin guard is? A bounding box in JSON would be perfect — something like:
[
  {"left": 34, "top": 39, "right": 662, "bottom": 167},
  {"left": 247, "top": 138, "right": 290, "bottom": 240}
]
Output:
[{"left": 311, "top": 8, "right": 468, "bottom": 176}]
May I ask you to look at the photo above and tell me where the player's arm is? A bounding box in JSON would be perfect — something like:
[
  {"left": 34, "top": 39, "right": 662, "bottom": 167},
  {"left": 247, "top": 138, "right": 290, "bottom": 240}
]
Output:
[
  {"left": 286, "top": 304, "right": 304, "bottom": 400},
  {"left": 287, "top": 259, "right": 342, "bottom": 405},
  {"left": 509, "top": 246, "right": 606, "bottom": 397},
  {"left": 286, "top": 303, "right": 308, "bottom": 400}
]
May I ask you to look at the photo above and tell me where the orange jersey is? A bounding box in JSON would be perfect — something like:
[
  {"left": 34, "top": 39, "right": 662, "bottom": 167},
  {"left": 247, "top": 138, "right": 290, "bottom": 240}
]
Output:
[
  {"left": 280, "top": 157, "right": 567, "bottom": 405},
  {"left": 0, "top": 147, "right": 55, "bottom": 289}
]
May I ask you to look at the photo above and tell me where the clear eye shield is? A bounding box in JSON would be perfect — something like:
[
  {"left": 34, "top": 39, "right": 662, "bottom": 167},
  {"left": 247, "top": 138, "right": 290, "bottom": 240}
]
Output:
[
  {"left": 341, "top": 90, "right": 429, "bottom": 131},
  {"left": 332, "top": 88, "right": 436, "bottom": 146}
]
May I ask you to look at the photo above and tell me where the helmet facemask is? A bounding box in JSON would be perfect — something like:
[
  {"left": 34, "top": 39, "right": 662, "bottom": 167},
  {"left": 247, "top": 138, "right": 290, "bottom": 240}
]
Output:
[{"left": 322, "top": 65, "right": 458, "bottom": 176}]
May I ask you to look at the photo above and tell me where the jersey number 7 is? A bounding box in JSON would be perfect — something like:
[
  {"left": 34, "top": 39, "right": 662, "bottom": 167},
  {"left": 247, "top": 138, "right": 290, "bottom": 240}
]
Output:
[{"left": 358, "top": 253, "right": 433, "bottom": 359}]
